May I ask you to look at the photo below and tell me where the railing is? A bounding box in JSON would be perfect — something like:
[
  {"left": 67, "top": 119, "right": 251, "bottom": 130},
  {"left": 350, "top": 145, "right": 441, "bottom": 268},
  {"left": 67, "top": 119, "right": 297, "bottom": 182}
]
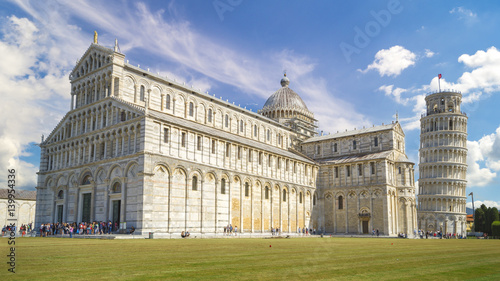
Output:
[
  {"left": 421, "top": 110, "right": 467, "bottom": 118},
  {"left": 426, "top": 89, "right": 462, "bottom": 96}
]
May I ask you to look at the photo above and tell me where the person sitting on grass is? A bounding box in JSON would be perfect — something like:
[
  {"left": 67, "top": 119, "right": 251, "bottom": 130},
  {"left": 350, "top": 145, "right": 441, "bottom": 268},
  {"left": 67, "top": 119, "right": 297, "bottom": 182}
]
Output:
[{"left": 130, "top": 226, "right": 135, "bottom": 235}]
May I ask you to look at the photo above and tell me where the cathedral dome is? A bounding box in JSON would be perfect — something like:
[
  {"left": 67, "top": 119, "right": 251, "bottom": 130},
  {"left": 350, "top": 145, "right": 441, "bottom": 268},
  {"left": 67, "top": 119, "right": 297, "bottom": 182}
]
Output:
[{"left": 262, "top": 75, "right": 309, "bottom": 111}]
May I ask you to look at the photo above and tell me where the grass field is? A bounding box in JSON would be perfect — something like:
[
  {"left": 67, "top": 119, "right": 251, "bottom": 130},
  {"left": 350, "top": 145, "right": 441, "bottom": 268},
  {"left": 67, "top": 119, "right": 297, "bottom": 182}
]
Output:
[{"left": 2, "top": 237, "right": 500, "bottom": 280}]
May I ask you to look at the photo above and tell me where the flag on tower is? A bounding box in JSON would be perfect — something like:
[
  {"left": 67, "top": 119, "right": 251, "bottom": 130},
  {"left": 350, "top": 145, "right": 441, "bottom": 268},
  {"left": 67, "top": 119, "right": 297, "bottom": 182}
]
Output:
[{"left": 438, "top": 74, "right": 442, "bottom": 79}]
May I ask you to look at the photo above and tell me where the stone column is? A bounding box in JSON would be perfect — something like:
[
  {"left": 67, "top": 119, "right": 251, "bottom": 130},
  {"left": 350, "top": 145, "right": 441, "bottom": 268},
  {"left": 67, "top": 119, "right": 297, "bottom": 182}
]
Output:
[
  {"left": 104, "top": 179, "right": 110, "bottom": 222},
  {"left": 110, "top": 76, "right": 115, "bottom": 97},
  {"left": 215, "top": 180, "right": 218, "bottom": 234},
  {"left": 200, "top": 178, "right": 204, "bottom": 234},
  {"left": 120, "top": 177, "right": 127, "bottom": 229},
  {"left": 134, "top": 85, "right": 138, "bottom": 103}
]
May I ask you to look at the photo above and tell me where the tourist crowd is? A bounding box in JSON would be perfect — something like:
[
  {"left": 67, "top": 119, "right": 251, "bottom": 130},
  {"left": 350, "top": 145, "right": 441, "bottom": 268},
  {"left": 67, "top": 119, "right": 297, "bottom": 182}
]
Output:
[
  {"left": 39, "top": 221, "right": 120, "bottom": 237},
  {"left": 2, "top": 223, "right": 33, "bottom": 237}
]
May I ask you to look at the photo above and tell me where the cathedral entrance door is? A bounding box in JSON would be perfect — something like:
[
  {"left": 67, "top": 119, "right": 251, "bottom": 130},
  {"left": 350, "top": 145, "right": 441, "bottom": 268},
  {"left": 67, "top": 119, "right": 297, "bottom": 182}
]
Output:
[
  {"left": 82, "top": 193, "right": 91, "bottom": 223},
  {"left": 57, "top": 205, "right": 63, "bottom": 223},
  {"left": 362, "top": 220, "right": 369, "bottom": 234},
  {"left": 112, "top": 200, "right": 121, "bottom": 229}
]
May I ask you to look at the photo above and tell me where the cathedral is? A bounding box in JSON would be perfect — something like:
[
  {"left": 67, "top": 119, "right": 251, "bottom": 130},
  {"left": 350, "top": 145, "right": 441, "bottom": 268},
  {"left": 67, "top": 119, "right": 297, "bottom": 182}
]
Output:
[{"left": 35, "top": 38, "right": 418, "bottom": 236}]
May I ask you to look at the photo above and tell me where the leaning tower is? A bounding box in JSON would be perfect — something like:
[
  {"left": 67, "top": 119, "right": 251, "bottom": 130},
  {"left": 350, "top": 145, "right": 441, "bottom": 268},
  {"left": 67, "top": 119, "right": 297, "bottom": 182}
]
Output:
[{"left": 418, "top": 90, "right": 468, "bottom": 236}]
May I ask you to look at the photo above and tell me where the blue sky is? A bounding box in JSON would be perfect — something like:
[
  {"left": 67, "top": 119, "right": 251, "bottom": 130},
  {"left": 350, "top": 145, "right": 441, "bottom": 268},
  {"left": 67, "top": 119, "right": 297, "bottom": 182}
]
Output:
[{"left": 1, "top": 0, "right": 500, "bottom": 209}]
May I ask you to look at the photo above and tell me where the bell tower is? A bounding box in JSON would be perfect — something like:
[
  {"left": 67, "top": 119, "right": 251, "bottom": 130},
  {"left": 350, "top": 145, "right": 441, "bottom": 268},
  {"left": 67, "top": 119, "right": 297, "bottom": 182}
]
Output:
[{"left": 417, "top": 90, "right": 468, "bottom": 235}]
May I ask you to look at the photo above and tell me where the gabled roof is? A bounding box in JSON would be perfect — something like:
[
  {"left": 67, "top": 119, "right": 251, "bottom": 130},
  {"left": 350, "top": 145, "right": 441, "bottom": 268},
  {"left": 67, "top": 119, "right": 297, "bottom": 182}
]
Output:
[
  {"left": 0, "top": 189, "right": 36, "bottom": 200},
  {"left": 70, "top": 43, "right": 115, "bottom": 78},
  {"left": 316, "top": 150, "right": 393, "bottom": 165},
  {"left": 302, "top": 122, "right": 401, "bottom": 144},
  {"left": 42, "top": 97, "right": 144, "bottom": 146}
]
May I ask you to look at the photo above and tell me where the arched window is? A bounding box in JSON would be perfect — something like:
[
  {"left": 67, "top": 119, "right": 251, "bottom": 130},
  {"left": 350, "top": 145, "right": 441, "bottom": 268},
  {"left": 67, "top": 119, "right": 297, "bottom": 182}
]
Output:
[
  {"left": 299, "top": 192, "right": 303, "bottom": 204},
  {"left": 353, "top": 140, "right": 357, "bottom": 150},
  {"left": 189, "top": 102, "right": 194, "bottom": 117},
  {"left": 240, "top": 120, "right": 244, "bottom": 133},
  {"left": 265, "top": 187, "right": 269, "bottom": 199},
  {"left": 120, "top": 111, "right": 126, "bottom": 122},
  {"left": 140, "top": 85, "right": 145, "bottom": 101},
  {"left": 57, "top": 190, "right": 64, "bottom": 199},
  {"left": 245, "top": 182, "right": 249, "bottom": 197},
  {"left": 267, "top": 129, "right": 270, "bottom": 141},
  {"left": 254, "top": 125, "right": 258, "bottom": 137},
  {"left": 374, "top": 137, "right": 378, "bottom": 147},
  {"left": 225, "top": 114, "right": 229, "bottom": 128},
  {"left": 112, "top": 182, "right": 121, "bottom": 193},
  {"left": 282, "top": 189, "right": 287, "bottom": 202},
  {"left": 338, "top": 196, "right": 343, "bottom": 209},
  {"left": 81, "top": 175, "right": 91, "bottom": 185},
  {"left": 208, "top": 109, "right": 212, "bottom": 123},
  {"left": 166, "top": 94, "right": 171, "bottom": 110},
  {"left": 192, "top": 176, "right": 198, "bottom": 191},
  {"left": 333, "top": 143, "right": 338, "bottom": 152},
  {"left": 313, "top": 194, "right": 316, "bottom": 205},
  {"left": 221, "top": 178, "right": 226, "bottom": 194}
]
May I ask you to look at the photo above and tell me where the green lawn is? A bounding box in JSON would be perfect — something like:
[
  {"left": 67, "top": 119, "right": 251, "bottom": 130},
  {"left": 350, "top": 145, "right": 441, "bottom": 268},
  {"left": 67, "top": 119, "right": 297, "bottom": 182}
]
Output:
[{"left": 3, "top": 237, "right": 500, "bottom": 280}]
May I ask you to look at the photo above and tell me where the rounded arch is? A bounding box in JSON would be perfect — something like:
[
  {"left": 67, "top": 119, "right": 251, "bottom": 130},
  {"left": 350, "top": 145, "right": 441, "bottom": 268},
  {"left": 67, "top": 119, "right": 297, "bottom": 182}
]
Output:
[
  {"left": 324, "top": 191, "right": 334, "bottom": 201},
  {"left": 55, "top": 174, "right": 67, "bottom": 188},
  {"left": 95, "top": 168, "right": 107, "bottom": 184},
  {"left": 220, "top": 172, "right": 230, "bottom": 182},
  {"left": 123, "top": 74, "right": 137, "bottom": 86},
  {"left": 108, "top": 164, "right": 123, "bottom": 179},
  {"left": 153, "top": 164, "right": 170, "bottom": 176},
  {"left": 188, "top": 168, "right": 203, "bottom": 179},
  {"left": 174, "top": 91, "right": 187, "bottom": 102},
  {"left": 44, "top": 176, "right": 54, "bottom": 188},
  {"left": 335, "top": 191, "right": 345, "bottom": 198},
  {"left": 360, "top": 206, "right": 370, "bottom": 213},
  {"left": 68, "top": 173, "right": 78, "bottom": 188},
  {"left": 151, "top": 84, "right": 163, "bottom": 94},
  {"left": 173, "top": 165, "right": 188, "bottom": 177},
  {"left": 137, "top": 78, "right": 150, "bottom": 89},
  {"left": 110, "top": 180, "right": 122, "bottom": 194},
  {"left": 125, "top": 161, "right": 140, "bottom": 178},
  {"left": 233, "top": 175, "right": 241, "bottom": 184},
  {"left": 79, "top": 170, "right": 93, "bottom": 185},
  {"left": 57, "top": 189, "right": 64, "bottom": 199},
  {"left": 205, "top": 171, "right": 217, "bottom": 183}
]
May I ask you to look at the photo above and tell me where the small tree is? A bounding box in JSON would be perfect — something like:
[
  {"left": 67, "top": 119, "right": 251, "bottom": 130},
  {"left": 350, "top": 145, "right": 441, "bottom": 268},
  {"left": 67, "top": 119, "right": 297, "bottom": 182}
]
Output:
[
  {"left": 491, "top": 221, "right": 500, "bottom": 238},
  {"left": 475, "top": 208, "right": 485, "bottom": 233}
]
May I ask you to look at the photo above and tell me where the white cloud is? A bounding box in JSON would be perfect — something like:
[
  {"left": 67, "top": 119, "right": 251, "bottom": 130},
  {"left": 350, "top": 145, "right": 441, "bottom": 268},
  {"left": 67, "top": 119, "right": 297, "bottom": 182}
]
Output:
[
  {"left": 467, "top": 140, "right": 496, "bottom": 187},
  {"left": 378, "top": 85, "right": 408, "bottom": 105},
  {"left": 0, "top": 12, "right": 87, "bottom": 190},
  {"left": 358, "top": 45, "right": 416, "bottom": 77},
  {"left": 456, "top": 47, "right": 500, "bottom": 95},
  {"left": 424, "top": 49, "right": 435, "bottom": 58},
  {"left": 450, "top": 7, "right": 477, "bottom": 20},
  {"left": 466, "top": 200, "right": 500, "bottom": 209}
]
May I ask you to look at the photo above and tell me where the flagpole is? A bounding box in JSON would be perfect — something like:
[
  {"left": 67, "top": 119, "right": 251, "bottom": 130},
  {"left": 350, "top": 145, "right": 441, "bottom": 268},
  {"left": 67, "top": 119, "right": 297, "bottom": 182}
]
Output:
[{"left": 438, "top": 74, "right": 442, "bottom": 92}]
